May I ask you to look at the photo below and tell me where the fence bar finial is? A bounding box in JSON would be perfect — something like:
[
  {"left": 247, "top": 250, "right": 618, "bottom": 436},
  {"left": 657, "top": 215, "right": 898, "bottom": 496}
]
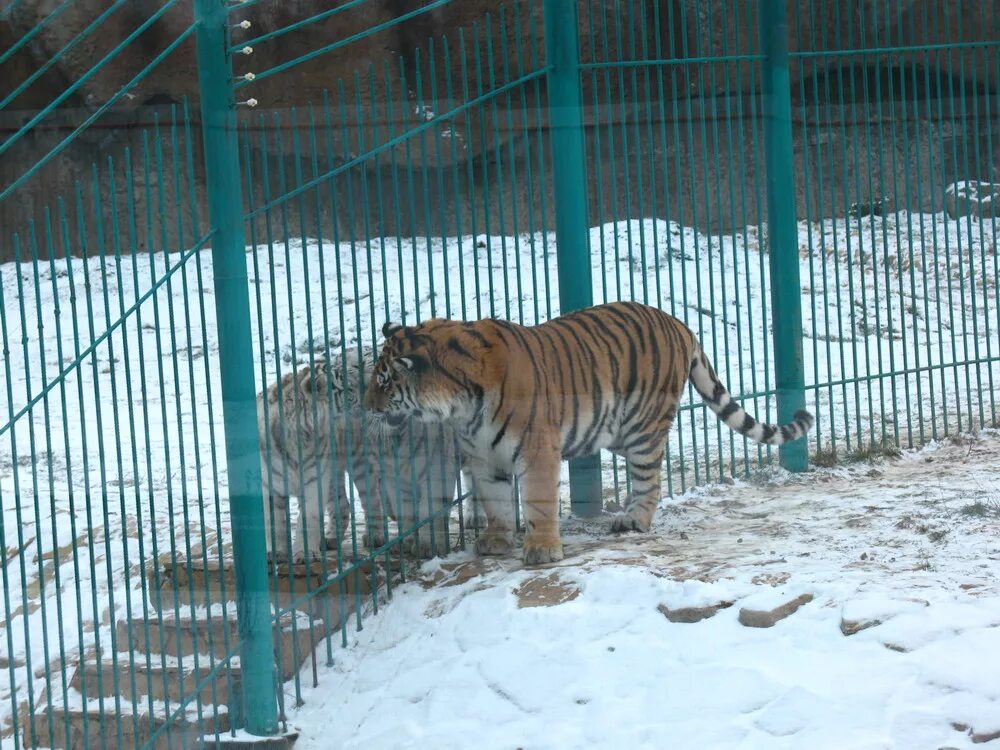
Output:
[
  {"left": 193, "top": 0, "right": 280, "bottom": 736},
  {"left": 759, "top": 0, "right": 809, "bottom": 472},
  {"left": 543, "top": 0, "right": 602, "bottom": 516}
]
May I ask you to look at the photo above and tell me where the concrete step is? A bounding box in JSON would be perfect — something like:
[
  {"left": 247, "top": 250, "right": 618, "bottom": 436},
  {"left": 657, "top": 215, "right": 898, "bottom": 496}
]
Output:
[
  {"left": 150, "top": 555, "right": 385, "bottom": 625},
  {"left": 70, "top": 651, "right": 242, "bottom": 706},
  {"left": 25, "top": 687, "right": 229, "bottom": 750},
  {"left": 115, "top": 607, "right": 324, "bottom": 682}
]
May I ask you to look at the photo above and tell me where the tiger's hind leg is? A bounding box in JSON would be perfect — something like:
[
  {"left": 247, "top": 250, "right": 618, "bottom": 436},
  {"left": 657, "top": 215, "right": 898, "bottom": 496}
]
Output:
[
  {"left": 610, "top": 438, "right": 666, "bottom": 533},
  {"left": 465, "top": 458, "right": 516, "bottom": 556}
]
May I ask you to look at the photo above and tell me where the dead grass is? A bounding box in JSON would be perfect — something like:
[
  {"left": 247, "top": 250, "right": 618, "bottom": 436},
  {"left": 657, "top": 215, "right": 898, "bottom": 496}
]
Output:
[
  {"left": 960, "top": 499, "right": 1000, "bottom": 519},
  {"left": 846, "top": 438, "right": 902, "bottom": 463},
  {"left": 810, "top": 447, "right": 839, "bottom": 468}
]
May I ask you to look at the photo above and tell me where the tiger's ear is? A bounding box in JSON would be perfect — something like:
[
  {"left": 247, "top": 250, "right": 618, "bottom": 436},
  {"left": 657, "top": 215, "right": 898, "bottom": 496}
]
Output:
[
  {"left": 392, "top": 354, "right": 428, "bottom": 375},
  {"left": 382, "top": 321, "right": 404, "bottom": 338}
]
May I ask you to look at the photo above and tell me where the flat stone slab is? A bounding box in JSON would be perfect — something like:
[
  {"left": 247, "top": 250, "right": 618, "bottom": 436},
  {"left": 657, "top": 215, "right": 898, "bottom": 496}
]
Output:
[
  {"left": 513, "top": 572, "right": 580, "bottom": 608},
  {"left": 200, "top": 728, "right": 300, "bottom": 749},
  {"left": 739, "top": 592, "right": 814, "bottom": 628},
  {"left": 840, "top": 616, "right": 879, "bottom": 636},
  {"left": 657, "top": 601, "right": 733, "bottom": 623},
  {"left": 972, "top": 727, "right": 1000, "bottom": 744},
  {"left": 838, "top": 595, "right": 928, "bottom": 636}
]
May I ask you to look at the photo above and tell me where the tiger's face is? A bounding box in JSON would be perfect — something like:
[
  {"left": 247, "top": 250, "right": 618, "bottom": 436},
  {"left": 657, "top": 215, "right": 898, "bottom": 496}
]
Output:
[{"left": 365, "top": 318, "right": 488, "bottom": 428}]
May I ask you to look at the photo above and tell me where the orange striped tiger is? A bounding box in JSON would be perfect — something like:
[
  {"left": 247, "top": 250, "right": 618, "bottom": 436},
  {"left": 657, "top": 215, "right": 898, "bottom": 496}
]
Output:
[{"left": 364, "top": 300, "right": 813, "bottom": 565}]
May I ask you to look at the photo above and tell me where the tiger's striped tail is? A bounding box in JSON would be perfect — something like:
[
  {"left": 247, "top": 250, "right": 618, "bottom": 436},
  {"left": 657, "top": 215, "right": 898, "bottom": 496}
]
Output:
[{"left": 688, "top": 347, "right": 814, "bottom": 446}]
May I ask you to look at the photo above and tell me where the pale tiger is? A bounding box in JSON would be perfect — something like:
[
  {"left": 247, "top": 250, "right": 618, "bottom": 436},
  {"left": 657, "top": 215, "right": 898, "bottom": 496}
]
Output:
[{"left": 257, "top": 346, "right": 462, "bottom": 562}]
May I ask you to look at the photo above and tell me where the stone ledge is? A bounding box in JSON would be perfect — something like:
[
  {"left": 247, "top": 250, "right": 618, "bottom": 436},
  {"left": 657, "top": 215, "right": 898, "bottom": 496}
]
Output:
[{"left": 739, "top": 593, "right": 814, "bottom": 628}]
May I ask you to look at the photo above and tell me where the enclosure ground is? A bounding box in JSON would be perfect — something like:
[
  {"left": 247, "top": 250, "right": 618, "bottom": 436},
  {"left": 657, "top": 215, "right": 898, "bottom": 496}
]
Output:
[{"left": 287, "top": 430, "right": 1000, "bottom": 749}]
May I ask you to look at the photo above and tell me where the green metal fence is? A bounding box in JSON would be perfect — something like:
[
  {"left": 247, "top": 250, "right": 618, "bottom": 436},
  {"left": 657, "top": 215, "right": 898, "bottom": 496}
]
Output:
[{"left": 0, "top": 0, "right": 998, "bottom": 746}]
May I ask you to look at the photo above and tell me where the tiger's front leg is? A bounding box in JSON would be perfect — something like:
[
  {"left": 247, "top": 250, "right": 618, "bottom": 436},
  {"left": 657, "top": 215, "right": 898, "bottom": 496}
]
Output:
[
  {"left": 519, "top": 444, "right": 564, "bottom": 565},
  {"left": 292, "top": 483, "right": 324, "bottom": 563},
  {"left": 263, "top": 491, "right": 291, "bottom": 563},
  {"left": 465, "top": 458, "right": 515, "bottom": 556}
]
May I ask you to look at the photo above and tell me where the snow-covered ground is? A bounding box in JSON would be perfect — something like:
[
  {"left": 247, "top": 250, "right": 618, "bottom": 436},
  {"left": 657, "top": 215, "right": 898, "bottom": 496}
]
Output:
[
  {"left": 0, "top": 210, "right": 997, "bottom": 745},
  {"left": 288, "top": 432, "right": 1000, "bottom": 749}
]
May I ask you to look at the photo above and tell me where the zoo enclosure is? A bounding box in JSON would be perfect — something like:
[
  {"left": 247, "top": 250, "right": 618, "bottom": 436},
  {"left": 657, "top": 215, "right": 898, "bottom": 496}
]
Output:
[{"left": 1, "top": 0, "right": 998, "bottom": 746}]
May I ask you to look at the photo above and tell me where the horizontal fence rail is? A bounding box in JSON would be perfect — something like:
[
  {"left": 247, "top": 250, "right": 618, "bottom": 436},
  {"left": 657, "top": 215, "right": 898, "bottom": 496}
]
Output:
[{"left": 0, "top": 0, "right": 998, "bottom": 746}]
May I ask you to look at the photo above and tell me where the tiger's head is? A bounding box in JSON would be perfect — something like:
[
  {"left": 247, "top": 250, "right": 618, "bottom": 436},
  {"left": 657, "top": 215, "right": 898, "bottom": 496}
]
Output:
[{"left": 364, "top": 318, "right": 491, "bottom": 429}]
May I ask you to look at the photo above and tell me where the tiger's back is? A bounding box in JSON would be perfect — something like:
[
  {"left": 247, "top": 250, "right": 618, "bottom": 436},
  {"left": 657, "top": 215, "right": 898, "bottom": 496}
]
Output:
[{"left": 365, "top": 300, "right": 813, "bottom": 565}]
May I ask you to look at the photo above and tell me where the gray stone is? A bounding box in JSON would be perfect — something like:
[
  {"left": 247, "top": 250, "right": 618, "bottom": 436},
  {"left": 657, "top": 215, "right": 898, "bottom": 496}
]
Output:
[
  {"left": 657, "top": 601, "right": 733, "bottom": 623},
  {"left": 972, "top": 728, "right": 1000, "bottom": 744},
  {"left": 738, "top": 593, "right": 814, "bottom": 628},
  {"left": 945, "top": 181, "right": 1000, "bottom": 220},
  {"left": 840, "top": 616, "right": 882, "bottom": 636}
]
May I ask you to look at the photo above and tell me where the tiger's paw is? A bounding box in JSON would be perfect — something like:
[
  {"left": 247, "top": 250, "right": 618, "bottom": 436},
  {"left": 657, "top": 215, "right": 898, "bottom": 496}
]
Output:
[
  {"left": 400, "top": 535, "right": 446, "bottom": 559},
  {"left": 291, "top": 547, "right": 322, "bottom": 565},
  {"left": 522, "top": 538, "right": 564, "bottom": 566},
  {"left": 323, "top": 535, "right": 343, "bottom": 556},
  {"left": 366, "top": 528, "right": 387, "bottom": 551},
  {"left": 475, "top": 531, "right": 514, "bottom": 556},
  {"left": 610, "top": 512, "right": 652, "bottom": 534},
  {"left": 266, "top": 549, "right": 289, "bottom": 565}
]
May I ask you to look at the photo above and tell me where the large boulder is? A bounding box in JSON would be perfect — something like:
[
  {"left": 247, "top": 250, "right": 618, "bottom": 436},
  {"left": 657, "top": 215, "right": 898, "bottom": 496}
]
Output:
[{"left": 945, "top": 180, "right": 1000, "bottom": 219}]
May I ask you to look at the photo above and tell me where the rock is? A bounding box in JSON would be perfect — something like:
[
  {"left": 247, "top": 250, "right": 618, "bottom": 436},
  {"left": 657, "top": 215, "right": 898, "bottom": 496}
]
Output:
[
  {"left": 513, "top": 572, "right": 580, "bottom": 609},
  {"left": 849, "top": 197, "right": 888, "bottom": 218},
  {"left": 840, "top": 616, "right": 882, "bottom": 636},
  {"left": 972, "top": 728, "right": 1000, "bottom": 744},
  {"left": 738, "top": 593, "right": 814, "bottom": 628},
  {"left": 945, "top": 181, "right": 1000, "bottom": 219},
  {"left": 838, "top": 595, "right": 928, "bottom": 637},
  {"left": 657, "top": 601, "right": 732, "bottom": 624}
]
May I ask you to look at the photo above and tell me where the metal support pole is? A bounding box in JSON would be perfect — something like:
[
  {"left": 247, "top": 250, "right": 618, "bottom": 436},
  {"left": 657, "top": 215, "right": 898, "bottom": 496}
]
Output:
[
  {"left": 543, "top": 0, "right": 602, "bottom": 516},
  {"left": 194, "top": 0, "right": 279, "bottom": 735},
  {"left": 759, "top": 0, "right": 808, "bottom": 472}
]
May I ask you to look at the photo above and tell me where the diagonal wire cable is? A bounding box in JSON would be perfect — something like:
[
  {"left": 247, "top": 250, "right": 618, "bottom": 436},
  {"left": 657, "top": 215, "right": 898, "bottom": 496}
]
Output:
[
  {"left": 0, "top": 0, "right": 132, "bottom": 112},
  {"left": 0, "top": 0, "right": 182, "bottom": 159},
  {"left": 231, "top": 0, "right": 371, "bottom": 51},
  {"left": 0, "top": 0, "right": 73, "bottom": 65},
  {"left": 0, "top": 23, "right": 196, "bottom": 203}
]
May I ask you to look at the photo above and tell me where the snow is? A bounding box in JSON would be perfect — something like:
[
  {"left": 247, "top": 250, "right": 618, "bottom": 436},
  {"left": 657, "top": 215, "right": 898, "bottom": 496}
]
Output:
[
  {"left": 286, "top": 433, "right": 1000, "bottom": 749},
  {"left": 0, "top": 209, "right": 998, "bottom": 746}
]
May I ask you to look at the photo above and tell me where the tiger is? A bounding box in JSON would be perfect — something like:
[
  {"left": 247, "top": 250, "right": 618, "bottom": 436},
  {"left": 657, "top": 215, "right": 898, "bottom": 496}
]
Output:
[
  {"left": 257, "top": 346, "right": 462, "bottom": 563},
  {"left": 363, "top": 300, "right": 814, "bottom": 566}
]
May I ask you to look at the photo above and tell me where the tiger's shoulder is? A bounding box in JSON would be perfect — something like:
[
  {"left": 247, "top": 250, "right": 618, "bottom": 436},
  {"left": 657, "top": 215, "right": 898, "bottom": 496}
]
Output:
[{"left": 261, "top": 345, "right": 375, "bottom": 409}]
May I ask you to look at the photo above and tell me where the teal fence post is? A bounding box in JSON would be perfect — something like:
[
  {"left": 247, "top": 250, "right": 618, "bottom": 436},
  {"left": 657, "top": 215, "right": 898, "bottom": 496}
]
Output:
[
  {"left": 543, "top": 0, "right": 602, "bottom": 516},
  {"left": 759, "top": 0, "right": 808, "bottom": 472},
  {"left": 194, "top": 0, "right": 279, "bottom": 736}
]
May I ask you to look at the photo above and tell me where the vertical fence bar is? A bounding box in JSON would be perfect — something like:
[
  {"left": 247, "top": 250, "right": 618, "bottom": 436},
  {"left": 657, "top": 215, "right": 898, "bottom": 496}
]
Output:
[
  {"left": 193, "top": 0, "right": 279, "bottom": 736},
  {"left": 758, "top": 0, "right": 807, "bottom": 472},
  {"left": 543, "top": 0, "right": 602, "bottom": 516}
]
